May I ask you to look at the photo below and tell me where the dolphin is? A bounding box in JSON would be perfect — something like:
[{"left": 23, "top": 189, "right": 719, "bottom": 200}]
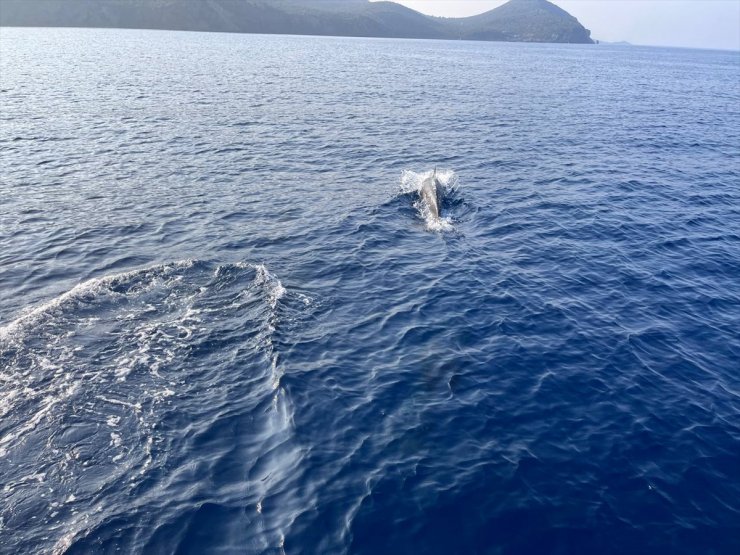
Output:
[{"left": 420, "top": 168, "right": 442, "bottom": 219}]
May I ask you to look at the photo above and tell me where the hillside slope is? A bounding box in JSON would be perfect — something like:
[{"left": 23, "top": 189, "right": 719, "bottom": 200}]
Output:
[
  {"left": 455, "top": 0, "right": 593, "bottom": 43},
  {"left": 0, "top": 0, "right": 593, "bottom": 44}
]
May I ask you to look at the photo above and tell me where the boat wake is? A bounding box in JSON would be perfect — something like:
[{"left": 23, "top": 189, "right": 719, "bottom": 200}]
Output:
[{"left": 0, "top": 260, "right": 308, "bottom": 554}]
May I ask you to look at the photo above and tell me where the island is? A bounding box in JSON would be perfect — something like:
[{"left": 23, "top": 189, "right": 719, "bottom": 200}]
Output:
[{"left": 0, "top": 0, "right": 594, "bottom": 44}]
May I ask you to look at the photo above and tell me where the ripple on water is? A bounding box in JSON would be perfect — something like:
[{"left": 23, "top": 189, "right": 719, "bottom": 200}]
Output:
[
  {"left": 0, "top": 260, "right": 312, "bottom": 553},
  {"left": 1, "top": 28, "right": 739, "bottom": 555}
]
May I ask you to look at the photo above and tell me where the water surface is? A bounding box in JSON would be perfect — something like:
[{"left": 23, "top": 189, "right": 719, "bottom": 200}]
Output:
[{"left": 1, "top": 28, "right": 739, "bottom": 554}]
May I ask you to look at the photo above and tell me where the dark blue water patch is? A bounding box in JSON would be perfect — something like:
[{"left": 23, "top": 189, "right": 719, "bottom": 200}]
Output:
[{"left": 1, "top": 29, "right": 740, "bottom": 554}]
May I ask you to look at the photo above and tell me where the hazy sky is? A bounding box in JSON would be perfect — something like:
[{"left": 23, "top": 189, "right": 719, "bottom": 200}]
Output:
[{"left": 378, "top": 1, "right": 740, "bottom": 50}]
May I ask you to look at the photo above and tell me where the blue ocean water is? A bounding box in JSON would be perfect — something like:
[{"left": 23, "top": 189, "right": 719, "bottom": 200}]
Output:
[{"left": 1, "top": 27, "right": 739, "bottom": 554}]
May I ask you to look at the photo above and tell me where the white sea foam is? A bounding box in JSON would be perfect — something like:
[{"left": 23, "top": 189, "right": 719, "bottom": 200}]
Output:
[
  {"left": 0, "top": 261, "right": 198, "bottom": 482},
  {"left": 249, "top": 264, "right": 305, "bottom": 553},
  {"left": 255, "top": 263, "right": 287, "bottom": 309},
  {"left": 1, "top": 259, "right": 304, "bottom": 553},
  {"left": 0, "top": 259, "right": 195, "bottom": 344}
]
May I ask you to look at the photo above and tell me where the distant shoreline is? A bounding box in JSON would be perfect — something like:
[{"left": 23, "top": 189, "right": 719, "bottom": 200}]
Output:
[
  {"left": 0, "top": 0, "right": 595, "bottom": 45},
  {"left": 3, "top": 25, "right": 739, "bottom": 53},
  {"left": 0, "top": 24, "right": 595, "bottom": 45}
]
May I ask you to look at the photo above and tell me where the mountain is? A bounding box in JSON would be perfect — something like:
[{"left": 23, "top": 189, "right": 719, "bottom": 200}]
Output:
[
  {"left": 452, "top": 0, "right": 593, "bottom": 43},
  {"left": 0, "top": 0, "right": 594, "bottom": 44}
]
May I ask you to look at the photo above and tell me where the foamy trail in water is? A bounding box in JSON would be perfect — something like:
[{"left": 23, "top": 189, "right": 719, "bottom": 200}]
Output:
[
  {"left": 0, "top": 260, "right": 196, "bottom": 344},
  {"left": 245, "top": 264, "right": 305, "bottom": 554},
  {"left": 400, "top": 168, "right": 458, "bottom": 231},
  {"left": 0, "top": 260, "right": 307, "bottom": 554}
]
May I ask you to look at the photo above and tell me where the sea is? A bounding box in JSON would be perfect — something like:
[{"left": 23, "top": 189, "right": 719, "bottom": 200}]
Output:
[{"left": 1, "top": 27, "right": 739, "bottom": 555}]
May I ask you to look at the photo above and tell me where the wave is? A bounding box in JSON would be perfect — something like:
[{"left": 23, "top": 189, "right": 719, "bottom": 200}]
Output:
[
  {"left": 0, "top": 260, "right": 306, "bottom": 554},
  {"left": 0, "top": 259, "right": 196, "bottom": 344}
]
